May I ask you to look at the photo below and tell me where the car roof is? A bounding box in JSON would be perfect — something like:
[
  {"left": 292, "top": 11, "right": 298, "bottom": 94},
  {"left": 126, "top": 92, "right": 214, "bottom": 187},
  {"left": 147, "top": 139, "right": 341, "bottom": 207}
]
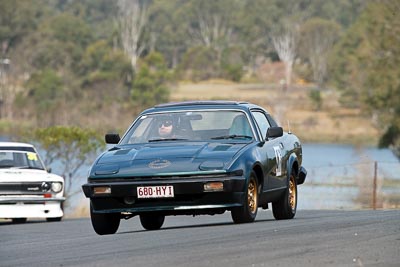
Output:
[
  {"left": 0, "top": 142, "right": 37, "bottom": 153},
  {"left": 154, "top": 100, "right": 248, "bottom": 108},
  {"left": 144, "top": 100, "right": 266, "bottom": 114},
  {"left": 0, "top": 142, "right": 35, "bottom": 148}
]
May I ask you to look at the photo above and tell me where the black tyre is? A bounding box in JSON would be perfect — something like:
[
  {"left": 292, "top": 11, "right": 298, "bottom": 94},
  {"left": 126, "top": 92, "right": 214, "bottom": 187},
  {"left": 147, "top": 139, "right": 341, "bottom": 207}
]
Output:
[
  {"left": 12, "top": 218, "right": 27, "bottom": 224},
  {"left": 231, "top": 172, "right": 259, "bottom": 223},
  {"left": 272, "top": 173, "right": 297, "bottom": 220},
  {"left": 139, "top": 214, "right": 165, "bottom": 230},
  {"left": 90, "top": 203, "right": 120, "bottom": 235},
  {"left": 46, "top": 217, "right": 62, "bottom": 222}
]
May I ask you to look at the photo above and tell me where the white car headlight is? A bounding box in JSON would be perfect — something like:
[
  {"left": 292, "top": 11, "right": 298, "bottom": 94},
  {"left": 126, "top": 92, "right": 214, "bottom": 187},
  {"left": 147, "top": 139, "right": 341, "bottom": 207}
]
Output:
[{"left": 51, "top": 182, "right": 63, "bottom": 193}]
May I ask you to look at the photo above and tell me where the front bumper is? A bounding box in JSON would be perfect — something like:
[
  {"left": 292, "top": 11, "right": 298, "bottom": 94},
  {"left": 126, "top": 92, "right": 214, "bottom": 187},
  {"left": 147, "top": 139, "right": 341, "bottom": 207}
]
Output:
[
  {"left": 82, "top": 175, "right": 246, "bottom": 215},
  {"left": 0, "top": 196, "right": 65, "bottom": 219},
  {"left": 297, "top": 166, "right": 307, "bottom": 185}
]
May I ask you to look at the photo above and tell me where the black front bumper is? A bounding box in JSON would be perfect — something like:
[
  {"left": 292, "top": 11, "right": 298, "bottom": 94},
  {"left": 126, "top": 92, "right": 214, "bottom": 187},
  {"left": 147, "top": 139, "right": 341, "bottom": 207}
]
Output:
[
  {"left": 297, "top": 166, "right": 307, "bottom": 185},
  {"left": 82, "top": 176, "right": 246, "bottom": 215}
]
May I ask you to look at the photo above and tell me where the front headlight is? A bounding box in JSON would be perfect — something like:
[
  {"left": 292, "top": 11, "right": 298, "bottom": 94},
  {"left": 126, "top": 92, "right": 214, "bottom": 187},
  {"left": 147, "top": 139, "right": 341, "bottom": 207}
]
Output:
[{"left": 51, "top": 182, "right": 63, "bottom": 193}]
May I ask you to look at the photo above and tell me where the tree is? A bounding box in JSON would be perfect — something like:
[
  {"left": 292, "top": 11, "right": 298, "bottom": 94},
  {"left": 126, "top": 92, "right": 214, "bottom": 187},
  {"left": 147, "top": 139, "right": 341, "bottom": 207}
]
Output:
[
  {"left": 0, "top": 0, "right": 47, "bottom": 55},
  {"left": 178, "top": 46, "right": 219, "bottom": 81},
  {"left": 299, "top": 18, "right": 340, "bottom": 89},
  {"left": 329, "top": 0, "right": 400, "bottom": 155},
  {"left": 363, "top": 0, "right": 400, "bottom": 155},
  {"left": 79, "top": 40, "right": 133, "bottom": 101},
  {"left": 12, "top": 13, "right": 93, "bottom": 77},
  {"left": 56, "top": 0, "right": 117, "bottom": 40},
  {"left": 2, "top": 0, "right": 370, "bottom": 133},
  {"left": 131, "top": 52, "right": 171, "bottom": 110},
  {"left": 117, "top": 0, "right": 148, "bottom": 72},
  {"left": 16, "top": 69, "right": 64, "bottom": 126},
  {"left": 187, "top": 1, "right": 236, "bottom": 49},
  {"left": 236, "top": 0, "right": 281, "bottom": 73},
  {"left": 31, "top": 126, "right": 105, "bottom": 199},
  {"left": 183, "top": 0, "right": 242, "bottom": 76},
  {"left": 0, "top": 0, "right": 50, "bottom": 120},
  {"left": 272, "top": 21, "right": 299, "bottom": 88},
  {"left": 147, "top": 0, "right": 189, "bottom": 69}
]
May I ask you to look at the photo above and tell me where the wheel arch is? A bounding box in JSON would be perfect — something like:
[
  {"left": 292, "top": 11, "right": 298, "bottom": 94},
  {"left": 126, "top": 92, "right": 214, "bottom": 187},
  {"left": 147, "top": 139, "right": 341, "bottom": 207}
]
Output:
[
  {"left": 252, "top": 163, "right": 264, "bottom": 191},
  {"left": 286, "top": 153, "right": 299, "bottom": 183}
]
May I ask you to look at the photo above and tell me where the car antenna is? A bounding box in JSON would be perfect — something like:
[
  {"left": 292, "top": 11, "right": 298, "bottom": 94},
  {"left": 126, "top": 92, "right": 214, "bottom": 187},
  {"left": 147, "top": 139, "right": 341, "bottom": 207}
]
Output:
[{"left": 287, "top": 120, "right": 291, "bottom": 134}]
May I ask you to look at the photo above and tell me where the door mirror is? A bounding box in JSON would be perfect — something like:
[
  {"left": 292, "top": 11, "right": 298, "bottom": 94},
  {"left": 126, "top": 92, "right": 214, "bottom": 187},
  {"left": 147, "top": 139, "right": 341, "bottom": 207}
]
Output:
[
  {"left": 105, "top": 133, "right": 120, "bottom": 144},
  {"left": 266, "top": 127, "right": 283, "bottom": 140}
]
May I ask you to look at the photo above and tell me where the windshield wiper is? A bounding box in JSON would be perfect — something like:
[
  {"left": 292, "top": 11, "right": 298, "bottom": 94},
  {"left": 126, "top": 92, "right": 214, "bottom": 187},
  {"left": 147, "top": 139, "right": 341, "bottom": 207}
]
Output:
[
  {"left": 211, "top": 135, "right": 252, "bottom": 140},
  {"left": 148, "top": 138, "right": 189, "bottom": 142}
]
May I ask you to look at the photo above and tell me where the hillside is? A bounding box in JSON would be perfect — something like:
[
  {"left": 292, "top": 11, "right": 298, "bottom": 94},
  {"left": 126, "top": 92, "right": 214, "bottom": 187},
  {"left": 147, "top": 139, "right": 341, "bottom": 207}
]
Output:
[{"left": 170, "top": 80, "right": 379, "bottom": 145}]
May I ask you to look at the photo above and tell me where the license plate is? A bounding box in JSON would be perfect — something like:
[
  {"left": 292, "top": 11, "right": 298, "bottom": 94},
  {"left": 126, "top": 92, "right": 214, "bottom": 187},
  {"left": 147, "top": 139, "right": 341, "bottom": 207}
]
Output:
[{"left": 137, "top": 185, "right": 174, "bottom": 199}]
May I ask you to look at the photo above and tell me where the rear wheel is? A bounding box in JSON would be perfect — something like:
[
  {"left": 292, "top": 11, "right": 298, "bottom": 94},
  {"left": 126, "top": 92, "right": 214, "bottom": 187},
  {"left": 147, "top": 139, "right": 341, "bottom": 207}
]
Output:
[
  {"left": 90, "top": 203, "right": 120, "bottom": 235},
  {"left": 139, "top": 214, "right": 165, "bottom": 230},
  {"left": 231, "top": 172, "right": 258, "bottom": 223},
  {"left": 272, "top": 173, "right": 297, "bottom": 220}
]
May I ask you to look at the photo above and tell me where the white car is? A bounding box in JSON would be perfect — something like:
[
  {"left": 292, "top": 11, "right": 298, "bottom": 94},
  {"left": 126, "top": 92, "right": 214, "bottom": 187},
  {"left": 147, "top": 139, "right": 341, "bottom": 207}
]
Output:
[{"left": 0, "top": 142, "right": 65, "bottom": 223}]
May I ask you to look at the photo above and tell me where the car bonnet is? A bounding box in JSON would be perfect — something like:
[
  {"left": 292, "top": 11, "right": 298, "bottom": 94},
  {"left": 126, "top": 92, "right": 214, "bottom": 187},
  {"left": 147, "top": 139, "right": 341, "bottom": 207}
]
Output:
[
  {"left": 0, "top": 168, "right": 64, "bottom": 182},
  {"left": 90, "top": 142, "right": 249, "bottom": 177}
]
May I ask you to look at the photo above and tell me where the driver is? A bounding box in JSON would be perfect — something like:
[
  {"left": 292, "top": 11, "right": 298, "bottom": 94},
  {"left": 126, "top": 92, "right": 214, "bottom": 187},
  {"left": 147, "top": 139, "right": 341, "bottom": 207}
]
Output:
[{"left": 157, "top": 117, "right": 174, "bottom": 138}]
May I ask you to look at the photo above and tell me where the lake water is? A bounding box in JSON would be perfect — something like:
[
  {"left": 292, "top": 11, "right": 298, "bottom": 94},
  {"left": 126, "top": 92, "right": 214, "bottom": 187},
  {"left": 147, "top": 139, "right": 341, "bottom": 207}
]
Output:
[{"left": 298, "top": 143, "right": 400, "bottom": 210}]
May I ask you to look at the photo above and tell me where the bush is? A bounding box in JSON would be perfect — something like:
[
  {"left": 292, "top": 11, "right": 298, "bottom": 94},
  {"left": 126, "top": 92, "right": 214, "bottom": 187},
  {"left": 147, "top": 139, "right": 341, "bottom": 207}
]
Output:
[
  {"left": 131, "top": 52, "right": 171, "bottom": 109},
  {"left": 222, "top": 64, "right": 243, "bottom": 82},
  {"left": 177, "top": 46, "right": 219, "bottom": 82},
  {"left": 309, "top": 89, "right": 322, "bottom": 110}
]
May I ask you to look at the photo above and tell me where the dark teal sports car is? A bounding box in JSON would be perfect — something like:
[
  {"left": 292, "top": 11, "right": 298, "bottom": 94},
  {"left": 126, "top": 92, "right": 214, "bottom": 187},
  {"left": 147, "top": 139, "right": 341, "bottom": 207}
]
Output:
[{"left": 82, "top": 101, "right": 306, "bottom": 235}]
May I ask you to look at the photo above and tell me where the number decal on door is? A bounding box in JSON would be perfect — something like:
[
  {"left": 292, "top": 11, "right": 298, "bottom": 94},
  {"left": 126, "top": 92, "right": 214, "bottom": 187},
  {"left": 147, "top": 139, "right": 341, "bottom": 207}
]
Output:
[{"left": 273, "top": 146, "right": 282, "bottom": 176}]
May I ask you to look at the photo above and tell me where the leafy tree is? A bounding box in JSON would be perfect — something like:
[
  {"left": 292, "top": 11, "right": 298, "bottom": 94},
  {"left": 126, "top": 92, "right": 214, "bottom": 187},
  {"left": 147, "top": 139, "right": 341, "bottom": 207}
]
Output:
[
  {"left": 55, "top": 0, "right": 117, "bottom": 39},
  {"left": 80, "top": 41, "right": 132, "bottom": 79},
  {"left": 221, "top": 46, "right": 245, "bottom": 82},
  {"left": 131, "top": 52, "right": 171, "bottom": 110},
  {"left": 309, "top": 89, "right": 322, "bottom": 111},
  {"left": 4, "top": 0, "right": 369, "bottom": 133},
  {"left": 14, "top": 13, "right": 93, "bottom": 75},
  {"left": 329, "top": 1, "right": 400, "bottom": 154},
  {"left": 237, "top": 0, "right": 281, "bottom": 58},
  {"left": 80, "top": 40, "right": 133, "bottom": 103},
  {"left": 178, "top": 46, "right": 219, "bottom": 81},
  {"left": 15, "top": 69, "right": 64, "bottom": 126},
  {"left": 299, "top": 18, "right": 340, "bottom": 89},
  {"left": 303, "top": 0, "right": 365, "bottom": 27},
  {"left": 0, "top": 0, "right": 50, "bottom": 55},
  {"left": 147, "top": 0, "right": 189, "bottom": 68},
  {"left": 31, "top": 126, "right": 105, "bottom": 199},
  {"left": 363, "top": 1, "right": 400, "bottom": 155}
]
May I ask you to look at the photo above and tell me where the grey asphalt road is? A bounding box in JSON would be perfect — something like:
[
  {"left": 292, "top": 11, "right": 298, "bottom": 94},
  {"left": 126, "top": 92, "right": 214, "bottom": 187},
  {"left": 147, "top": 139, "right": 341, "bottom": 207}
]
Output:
[{"left": 0, "top": 209, "right": 399, "bottom": 267}]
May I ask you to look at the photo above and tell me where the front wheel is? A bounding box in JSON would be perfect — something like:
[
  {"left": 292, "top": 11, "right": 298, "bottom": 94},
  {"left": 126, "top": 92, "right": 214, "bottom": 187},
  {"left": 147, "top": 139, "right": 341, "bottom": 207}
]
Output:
[
  {"left": 90, "top": 203, "right": 120, "bottom": 235},
  {"left": 231, "top": 172, "right": 259, "bottom": 224},
  {"left": 272, "top": 173, "right": 297, "bottom": 220},
  {"left": 139, "top": 214, "right": 165, "bottom": 230}
]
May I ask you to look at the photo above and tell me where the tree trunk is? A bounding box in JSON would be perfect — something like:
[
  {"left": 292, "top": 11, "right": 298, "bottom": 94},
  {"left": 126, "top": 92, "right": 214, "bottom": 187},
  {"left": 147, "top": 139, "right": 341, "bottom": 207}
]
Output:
[{"left": 117, "top": 0, "right": 147, "bottom": 72}]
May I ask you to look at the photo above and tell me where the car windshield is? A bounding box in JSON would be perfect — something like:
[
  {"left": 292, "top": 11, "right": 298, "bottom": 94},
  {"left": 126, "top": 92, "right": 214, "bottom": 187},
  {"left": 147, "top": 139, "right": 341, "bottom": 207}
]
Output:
[
  {"left": 0, "top": 151, "right": 46, "bottom": 170},
  {"left": 120, "top": 110, "right": 254, "bottom": 144}
]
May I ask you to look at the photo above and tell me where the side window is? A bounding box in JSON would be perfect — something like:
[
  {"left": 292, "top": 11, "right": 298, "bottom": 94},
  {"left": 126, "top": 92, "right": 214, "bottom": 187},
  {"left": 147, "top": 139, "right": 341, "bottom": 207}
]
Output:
[
  {"left": 252, "top": 111, "right": 271, "bottom": 139},
  {"left": 266, "top": 114, "right": 278, "bottom": 127}
]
